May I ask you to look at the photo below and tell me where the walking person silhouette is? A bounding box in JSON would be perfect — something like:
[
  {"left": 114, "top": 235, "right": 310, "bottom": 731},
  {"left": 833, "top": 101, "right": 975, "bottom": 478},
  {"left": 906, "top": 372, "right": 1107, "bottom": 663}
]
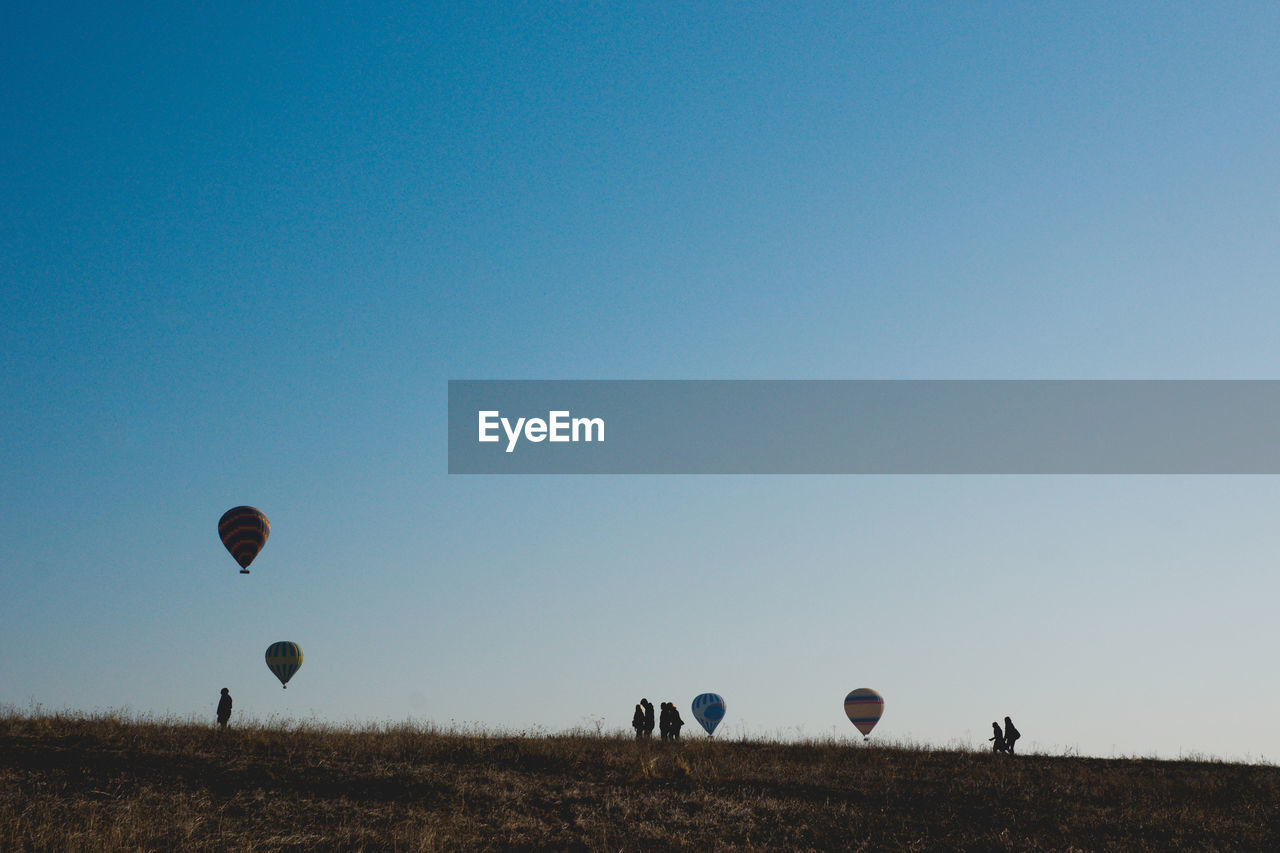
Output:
[
  {"left": 1003, "top": 716, "right": 1021, "bottom": 754},
  {"left": 989, "top": 721, "right": 1006, "bottom": 753}
]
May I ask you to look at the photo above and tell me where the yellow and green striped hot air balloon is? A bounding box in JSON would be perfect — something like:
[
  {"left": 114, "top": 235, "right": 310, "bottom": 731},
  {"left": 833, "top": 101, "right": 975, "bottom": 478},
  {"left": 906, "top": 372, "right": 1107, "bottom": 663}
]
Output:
[
  {"left": 219, "top": 506, "right": 270, "bottom": 574},
  {"left": 265, "top": 641, "right": 303, "bottom": 688}
]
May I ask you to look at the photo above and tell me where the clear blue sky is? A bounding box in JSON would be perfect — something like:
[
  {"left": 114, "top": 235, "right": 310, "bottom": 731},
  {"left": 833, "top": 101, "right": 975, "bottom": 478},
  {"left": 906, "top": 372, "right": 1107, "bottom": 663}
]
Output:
[{"left": 4, "top": 2, "right": 1280, "bottom": 759}]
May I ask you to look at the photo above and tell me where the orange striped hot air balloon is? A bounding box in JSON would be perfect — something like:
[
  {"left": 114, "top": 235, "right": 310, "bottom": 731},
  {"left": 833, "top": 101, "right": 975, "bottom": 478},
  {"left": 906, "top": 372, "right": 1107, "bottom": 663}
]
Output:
[
  {"left": 218, "top": 506, "right": 269, "bottom": 574},
  {"left": 844, "top": 688, "right": 884, "bottom": 739}
]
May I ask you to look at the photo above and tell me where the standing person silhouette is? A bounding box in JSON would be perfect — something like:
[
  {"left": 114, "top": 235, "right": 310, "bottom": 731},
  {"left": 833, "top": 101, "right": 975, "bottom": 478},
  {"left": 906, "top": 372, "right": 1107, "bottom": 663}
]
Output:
[
  {"left": 1004, "top": 716, "right": 1021, "bottom": 754},
  {"left": 989, "top": 721, "right": 1005, "bottom": 753},
  {"left": 632, "top": 704, "right": 645, "bottom": 739},
  {"left": 642, "top": 698, "right": 655, "bottom": 738},
  {"left": 216, "top": 688, "right": 232, "bottom": 730},
  {"left": 670, "top": 704, "right": 684, "bottom": 740}
]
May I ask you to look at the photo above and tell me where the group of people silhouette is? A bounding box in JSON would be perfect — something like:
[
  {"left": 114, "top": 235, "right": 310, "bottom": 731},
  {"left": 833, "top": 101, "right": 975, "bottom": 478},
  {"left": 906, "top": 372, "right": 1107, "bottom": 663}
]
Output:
[
  {"left": 988, "top": 716, "right": 1021, "bottom": 754},
  {"left": 632, "top": 698, "right": 685, "bottom": 740},
  {"left": 220, "top": 684, "right": 1009, "bottom": 752}
]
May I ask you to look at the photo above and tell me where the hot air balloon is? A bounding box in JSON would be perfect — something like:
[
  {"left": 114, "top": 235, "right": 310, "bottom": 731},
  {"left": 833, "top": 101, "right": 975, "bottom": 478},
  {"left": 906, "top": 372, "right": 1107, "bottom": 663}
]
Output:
[
  {"left": 691, "top": 693, "right": 726, "bottom": 736},
  {"left": 844, "top": 688, "right": 884, "bottom": 738},
  {"left": 265, "top": 641, "right": 303, "bottom": 688},
  {"left": 219, "top": 506, "right": 269, "bottom": 574}
]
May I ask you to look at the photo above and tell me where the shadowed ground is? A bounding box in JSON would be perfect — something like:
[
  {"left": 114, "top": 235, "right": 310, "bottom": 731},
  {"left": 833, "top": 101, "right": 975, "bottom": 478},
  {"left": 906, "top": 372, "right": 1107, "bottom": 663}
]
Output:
[{"left": 3, "top": 711, "right": 1278, "bottom": 851}]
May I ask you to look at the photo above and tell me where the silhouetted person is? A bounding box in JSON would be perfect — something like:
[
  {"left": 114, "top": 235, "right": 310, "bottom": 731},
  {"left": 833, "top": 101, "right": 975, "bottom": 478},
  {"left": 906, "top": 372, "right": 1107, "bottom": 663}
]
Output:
[
  {"left": 1004, "top": 716, "right": 1020, "bottom": 754},
  {"left": 670, "top": 705, "right": 684, "bottom": 740},
  {"left": 989, "top": 721, "right": 1006, "bottom": 753},
  {"left": 216, "top": 688, "right": 232, "bottom": 730},
  {"left": 642, "top": 698, "right": 655, "bottom": 738},
  {"left": 632, "top": 704, "right": 645, "bottom": 739}
]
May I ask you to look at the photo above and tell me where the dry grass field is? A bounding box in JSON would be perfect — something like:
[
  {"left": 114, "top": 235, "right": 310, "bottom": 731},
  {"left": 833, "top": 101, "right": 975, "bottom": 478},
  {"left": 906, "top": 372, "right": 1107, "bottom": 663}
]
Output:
[{"left": 3, "top": 709, "right": 1278, "bottom": 851}]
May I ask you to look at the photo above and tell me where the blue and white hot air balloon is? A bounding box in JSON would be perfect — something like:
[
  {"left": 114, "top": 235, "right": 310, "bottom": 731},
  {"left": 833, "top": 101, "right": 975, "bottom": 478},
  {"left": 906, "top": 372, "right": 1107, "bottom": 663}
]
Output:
[{"left": 691, "top": 693, "right": 726, "bottom": 736}]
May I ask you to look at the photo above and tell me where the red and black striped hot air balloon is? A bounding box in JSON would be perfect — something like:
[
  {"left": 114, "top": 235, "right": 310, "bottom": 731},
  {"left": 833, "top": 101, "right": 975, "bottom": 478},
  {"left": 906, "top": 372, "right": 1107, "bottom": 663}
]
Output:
[{"left": 218, "top": 506, "right": 269, "bottom": 574}]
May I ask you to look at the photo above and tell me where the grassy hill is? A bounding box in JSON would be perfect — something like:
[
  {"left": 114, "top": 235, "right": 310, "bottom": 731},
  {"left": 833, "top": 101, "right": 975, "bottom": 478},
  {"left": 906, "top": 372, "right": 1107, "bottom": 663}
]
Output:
[{"left": 3, "top": 710, "right": 1277, "bottom": 851}]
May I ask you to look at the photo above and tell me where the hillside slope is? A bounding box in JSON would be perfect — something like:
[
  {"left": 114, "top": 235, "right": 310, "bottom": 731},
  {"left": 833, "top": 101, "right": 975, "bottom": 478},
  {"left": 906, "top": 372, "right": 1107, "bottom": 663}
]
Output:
[{"left": 3, "top": 712, "right": 1277, "bottom": 851}]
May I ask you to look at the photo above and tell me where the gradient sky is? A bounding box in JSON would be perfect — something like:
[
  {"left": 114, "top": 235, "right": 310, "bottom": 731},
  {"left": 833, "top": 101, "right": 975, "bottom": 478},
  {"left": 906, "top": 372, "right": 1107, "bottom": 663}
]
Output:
[{"left": 4, "top": 2, "right": 1280, "bottom": 760}]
